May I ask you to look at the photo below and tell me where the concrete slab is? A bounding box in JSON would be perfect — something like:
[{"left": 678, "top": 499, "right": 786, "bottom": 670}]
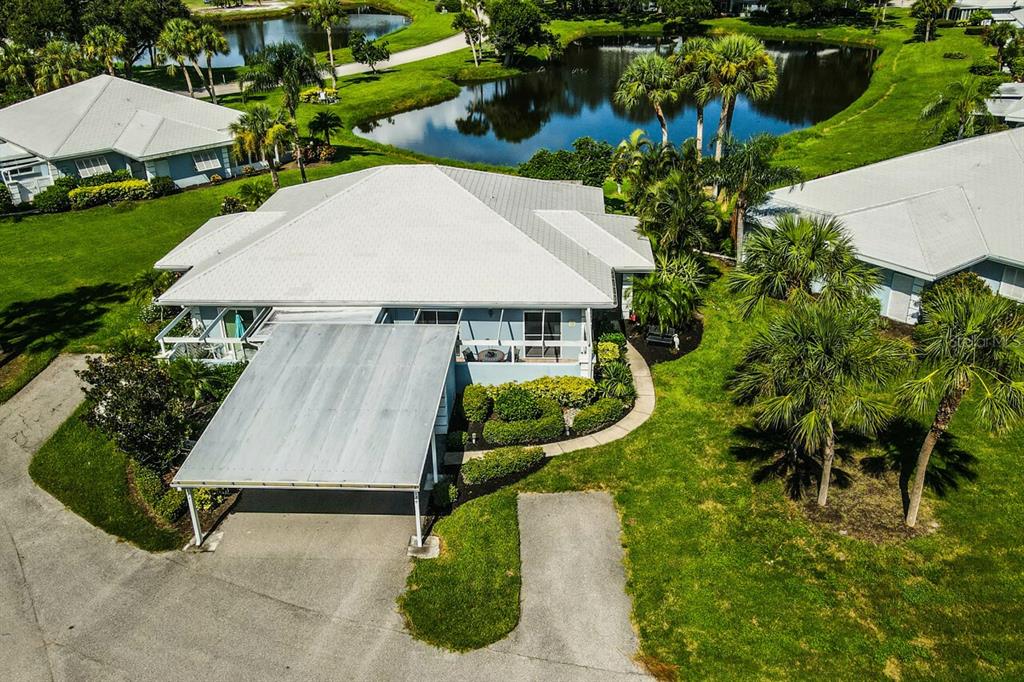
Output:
[
  {"left": 408, "top": 535, "right": 440, "bottom": 558},
  {"left": 490, "top": 492, "right": 644, "bottom": 677}
]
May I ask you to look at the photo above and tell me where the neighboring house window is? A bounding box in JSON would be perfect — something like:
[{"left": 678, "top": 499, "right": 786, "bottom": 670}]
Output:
[
  {"left": 1000, "top": 266, "right": 1024, "bottom": 302},
  {"left": 75, "top": 156, "right": 111, "bottom": 178},
  {"left": 416, "top": 310, "right": 459, "bottom": 325},
  {"left": 6, "top": 165, "right": 37, "bottom": 178},
  {"left": 193, "top": 149, "right": 222, "bottom": 173},
  {"left": 525, "top": 310, "right": 561, "bottom": 359}
]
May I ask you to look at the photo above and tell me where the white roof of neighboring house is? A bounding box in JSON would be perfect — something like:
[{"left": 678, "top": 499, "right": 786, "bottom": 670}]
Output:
[
  {"left": 158, "top": 165, "right": 655, "bottom": 309},
  {"left": 954, "top": 0, "right": 1022, "bottom": 10},
  {"left": 0, "top": 75, "right": 238, "bottom": 162},
  {"left": 762, "top": 128, "right": 1024, "bottom": 281}
]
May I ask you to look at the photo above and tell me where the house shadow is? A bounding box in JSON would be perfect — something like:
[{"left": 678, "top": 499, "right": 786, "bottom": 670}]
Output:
[{"left": 861, "top": 417, "right": 978, "bottom": 514}]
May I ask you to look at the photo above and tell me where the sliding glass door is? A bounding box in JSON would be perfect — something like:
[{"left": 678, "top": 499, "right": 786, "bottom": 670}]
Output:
[{"left": 524, "top": 310, "right": 561, "bottom": 359}]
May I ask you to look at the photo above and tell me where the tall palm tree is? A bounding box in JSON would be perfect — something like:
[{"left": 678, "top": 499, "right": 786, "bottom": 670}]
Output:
[
  {"left": 630, "top": 253, "right": 707, "bottom": 333},
  {"left": 985, "top": 22, "right": 1020, "bottom": 69},
  {"left": 715, "top": 133, "right": 802, "bottom": 259},
  {"left": 196, "top": 24, "right": 230, "bottom": 104},
  {"left": 708, "top": 34, "right": 778, "bottom": 162},
  {"left": 229, "top": 104, "right": 291, "bottom": 189},
  {"left": 673, "top": 36, "right": 715, "bottom": 159},
  {"left": 83, "top": 25, "right": 126, "bottom": 76},
  {"left": 0, "top": 41, "right": 36, "bottom": 95},
  {"left": 34, "top": 41, "right": 90, "bottom": 93},
  {"left": 897, "top": 289, "right": 1024, "bottom": 527},
  {"left": 308, "top": 110, "right": 343, "bottom": 144},
  {"left": 158, "top": 18, "right": 203, "bottom": 98},
  {"left": 728, "top": 213, "right": 881, "bottom": 318},
  {"left": 636, "top": 168, "right": 722, "bottom": 257},
  {"left": 609, "top": 128, "right": 654, "bottom": 195},
  {"left": 733, "top": 299, "right": 911, "bottom": 506},
  {"left": 239, "top": 42, "right": 321, "bottom": 118},
  {"left": 307, "top": 0, "right": 346, "bottom": 88},
  {"left": 614, "top": 53, "right": 679, "bottom": 147},
  {"left": 920, "top": 76, "right": 995, "bottom": 142},
  {"left": 910, "top": 0, "right": 954, "bottom": 43}
]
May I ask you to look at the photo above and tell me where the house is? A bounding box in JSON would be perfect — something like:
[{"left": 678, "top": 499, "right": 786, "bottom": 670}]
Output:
[
  {"left": 0, "top": 75, "right": 241, "bottom": 204},
  {"left": 947, "top": 0, "right": 1024, "bottom": 26},
  {"left": 153, "top": 165, "right": 654, "bottom": 546},
  {"left": 987, "top": 81, "right": 1024, "bottom": 126},
  {"left": 763, "top": 128, "right": 1024, "bottom": 324}
]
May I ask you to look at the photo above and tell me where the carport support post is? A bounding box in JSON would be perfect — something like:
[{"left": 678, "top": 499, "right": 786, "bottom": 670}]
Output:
[
  {"left": 430, "top": 435, "right": 439, "bottom": 485},
  {"left": 413, "top": 491, "right": 423, "bottom": 547},
  {"left": 185, "top": 488, "right": 203, "bottom": 547}
]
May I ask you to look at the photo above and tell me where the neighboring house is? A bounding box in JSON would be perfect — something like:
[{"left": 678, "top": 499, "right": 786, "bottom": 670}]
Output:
[
  {"left": 0, "top": 74, "right": 241, "bottom": 204},
  {"left": 987, "top": 81, "right": 1024, "bottom": 126},
  {"left": 762, "top": 128, "right": 1024, "bottom": 324},
  {"left": 154, "top": 165, "right": 654, "bottom": 547},
  {"left": 947, "top": 0, "right": 1024, "bottom": 25}
]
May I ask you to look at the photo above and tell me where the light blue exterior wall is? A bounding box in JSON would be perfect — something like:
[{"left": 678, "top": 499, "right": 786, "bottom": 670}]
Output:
[
  {"left": 970, "top": 260, "right": 1006, "bottom": 293},
  {"left": 52, "top": 144, "right": 233, "bottom": 188},
  {"left": 53, "top": 151, "right": 130, "bottom": 179},
  {"left": 454, "top": 361, "right": 580, "bottom": 389}
]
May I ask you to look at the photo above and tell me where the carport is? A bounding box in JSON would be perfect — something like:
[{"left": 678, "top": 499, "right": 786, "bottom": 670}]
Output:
[{"left": 172, "top": 322, "right": 458, "bottom": 549}]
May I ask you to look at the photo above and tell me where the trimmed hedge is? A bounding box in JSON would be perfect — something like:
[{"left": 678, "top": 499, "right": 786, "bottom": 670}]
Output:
[
  {"left": 461, "top": 446, "right": 544, "bottom": 485},
  {"left": 69, "top": 179, "right": 152, "bottom": 209},
  {"left": 483, "top": 397, "right": 564, "bottom": 445},
  {"left": 0, "top": 184, "right": 13, "bottom": 213},
  {"left": 32, "top": 177, "right": 79, "bottom": 212},
  {"left": 155, "top": 488, "right": 186, "bottom": 522},
  {"left": 572, "top": 397, "right": 627, "bottom": 435},
  {"left": 493, "top": 384, "right": 541, "bottom": 421},
  {"left": 520, "top": 376, "right": 597, "bottom": 408},
  {"left": 462, "top": 384, "right": 492, "bottom": 422},
  {"left": 597, "top": 341, "right": 620, "bottom": 363},
  {"left": 128, "top": 459, "right": 185, "bottom": 523},
  {"left": 598, "top": 331, "right": 626, "bottom": 350},
  {"left": 150, "top": 176, "right": 177, "bottom": 197}
]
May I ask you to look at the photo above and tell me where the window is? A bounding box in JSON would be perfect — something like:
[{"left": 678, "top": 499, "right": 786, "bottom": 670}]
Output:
[
  {"left": 75, "top": 156, "right": 111, "bottom": 178},
  {"left": 1000, "top": 266, "right": 1024, "bottom": 302},
  {"left": 524, "top": 310, "right": 561, "bottom": 359},
  {"left": 416, "top": 310, "right": 459, "bottom": 325},
  {"left": 6, "top": 165, "right": 37, "bottom": 178},
  {"left": 193, "top": 149, "right": 222, "bottom": 173}
]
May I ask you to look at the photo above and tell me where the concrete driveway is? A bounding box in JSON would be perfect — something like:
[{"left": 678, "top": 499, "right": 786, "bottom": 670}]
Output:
[{"left": 0, "top": 357, "right": 647, "bottom": 681}]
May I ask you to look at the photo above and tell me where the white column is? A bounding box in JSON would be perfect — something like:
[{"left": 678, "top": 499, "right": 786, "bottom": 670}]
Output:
[
  {"left": 430, "top": 436, "right": 439, "bottom": 485},
  {"left": 413, "top": 491, "right": 423, "bottom": 548},
  {"left": 185, "top": 488, "right": 203, "bottom": 547}
]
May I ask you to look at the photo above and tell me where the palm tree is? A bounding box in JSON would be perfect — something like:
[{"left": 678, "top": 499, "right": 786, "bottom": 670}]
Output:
[
  {"left": 83, "top": 25, "right": 126, "bottom": 76},
  {"left": 238, "top": 179, "right": 275, "bottom": 209},
  {"left": 0, "top": 41, "right": 36, "bottom": 95},
  {"left": 229, "top": 104, "right": 291, "bottom": 189},
  {"left": 897, "top": 289, "right": 1024, "bottom": 527},
  {"left": 614, "top": 53, "right": 679, "bottom": 147},
  {"left": 673, "top": 36, "right": 715, "bottom": 159},
  {"left": 630, "top": 253, "right": 707, "bottom": 333},
  {"left": 238, "top": 42, "right": 321, "bottom": 118},
  {"left": 910, "top": 0, "right": 954, "bottom": 43},
  {"left": 636, "top": 168, "right": 722, "bottom": 257},
  {"left": 34, "top": 41, "right": 90, "bottom": 93},
  {"left": 985, "top": 22, "right": 1020, "bottom": 69},
  {"left": 732, "top": 299, "right": 911, "bottom": 506},
  {"left": 920, "top": 76, "right": 995, "bottom": 142},
  {"left": 728, "top": 213, "right": 881, "bottom": 318},
  {"left": 158, "top": 18, "right": 203, "bottom": 98},
  {"left": 196, "top": 24, "right": 230, "bottom": 104},
  {"left": 715, "top": 134, "right": 802, "bottom": 259},
  {"left": 307, "top": 0, "right": 346, "bottom": 88},
  {"left": 708, "top": 34, "right": 778, "bottom": 162},
  {"left": 307, "top": 110, "right": 343, "bottom": 145},
  {"left": 609, "top": 129, "right": 654, "bottom": 194}
]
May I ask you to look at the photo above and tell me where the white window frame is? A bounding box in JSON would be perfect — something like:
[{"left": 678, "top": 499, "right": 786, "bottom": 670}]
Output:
[
  {"left": 415, "top": 309, "right": 460, "bottom": 325},
  {"left": 75, "top": 156, "right": 111, "bottom": 178},
  {"left": 192, "top": 149, "right": 222, "bottom": 173}
]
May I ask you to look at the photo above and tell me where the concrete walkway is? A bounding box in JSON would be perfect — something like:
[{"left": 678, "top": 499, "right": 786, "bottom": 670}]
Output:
[
  {"left": 491, "top": 492, "right": 644, "bottom": 676},
  {"left": 0, "top": 355, "right": 645, "bottom": 680}
]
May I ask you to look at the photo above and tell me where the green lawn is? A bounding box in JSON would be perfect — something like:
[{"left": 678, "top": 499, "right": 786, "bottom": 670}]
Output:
[
  {"left": 401, "top": 274, "right": 1024, "bottom": 679},
  {"left": 29, "top": 404, "right": 186, "bottom": 552}
]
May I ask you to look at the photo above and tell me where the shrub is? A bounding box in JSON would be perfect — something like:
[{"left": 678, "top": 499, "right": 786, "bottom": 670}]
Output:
[
  {"left": 0, "top": 184, "right": 13, "bottom": 213},
  {"left": 462, "top": 384, "right": 492, "bottom": 422},
  {"left": 572, "top": 397, "right": 627, "bottom": 435},
  {"left": 210, "top": 173, "right": 223, "bottom": 183},
  {"left": 318, "top": 145, "right": 336, "bottom": 163},
  {"left": 519, "top": 376, "right": 597, "bottom": 408},
  {"left": 446, "top": 430, "right": 469, "bottom": 451},
  {"left": 149, "top": 176, "right": 177, "bottom": 197},
  {"left": 970, "top": 58, "right": 999, "bottom": 75},
  {"left": 68, "top": 179, "right": 152, "bottom": 210},
  {"left": 79, "top": 169, "right": 132, "bottom": 187},
  {"left": 154, "top": 487, "right": 186, "bottom": 522},
  {"left": 219, "top": 195, "right": 246, "bottom": 215},
  {"left": 943, "top": 51, "right": 968, "bottom": 60},
  {"left": 300, "top": 86, "right": 337, "bottom": 103},
  {"left": 128, "top": 459, "right": 185, "bottom": 522},
  {"left": 598, "top": 331, "right": 627, "bottom": 350},
  {"left": 483, "top": 398, "right": 564, "bottom": 445},
  {"left": 460, "top": 446, "right": 544, "bottom": 485},
  {"left": 242, "top": 165, "right": 256, "bottom": 176},
  {"left": 32, "top": 177, "right": 78, "bottom": 212},
  {"left": 518, "top": 136, "right": 614, "bottom": 187},
  {"left": 598, "top": 361, "right": 635, "bottom": 401},
  {"left": 493, "top": 384, "right": 541, "bottom": 421},
  {"left": 431, "top": 481, "right": 458, "bottom": 509},
  {"left": 597, "top": 341, "right": 620, "bottom": 363},
  {"left": 190, "top": 487, "right": 230, "bottom": 512},
  {"left": 920, "top": 271, "right": 992, "bottom": 315}
]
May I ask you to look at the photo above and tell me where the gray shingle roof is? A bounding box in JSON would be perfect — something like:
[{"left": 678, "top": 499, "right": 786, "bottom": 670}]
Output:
[
  {"left": 0, "top": 75, "right": 238, "bottom": 161},
  {"left": 763, "top": 128, "right": 1024, "bottom": 281},
  {"left": 158, "top": 165, "right": 650, "bottom": 308}
]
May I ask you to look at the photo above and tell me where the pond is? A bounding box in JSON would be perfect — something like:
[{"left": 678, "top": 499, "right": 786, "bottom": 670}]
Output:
[{"left": 357, "top": 36, "right": 877, "bottom": 165}]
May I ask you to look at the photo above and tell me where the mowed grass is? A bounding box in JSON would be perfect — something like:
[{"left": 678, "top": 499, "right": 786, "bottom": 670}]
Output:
[
  {"left": 29, "top": 404, "right": 185, "bottom": 552},
  {"left": 400, "top": 274, "right": 1024, "bottom": 679}
]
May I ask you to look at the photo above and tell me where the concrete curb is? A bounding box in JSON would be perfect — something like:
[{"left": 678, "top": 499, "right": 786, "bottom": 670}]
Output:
[{"left": 446, "top": 340, "right": 655, "bottom": 465}]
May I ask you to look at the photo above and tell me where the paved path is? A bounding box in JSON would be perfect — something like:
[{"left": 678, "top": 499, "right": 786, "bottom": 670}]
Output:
[
  {"left": 491, "top": 492, "right": 644, "bottom": 676},
  {"left": 0, "top": 356, "right": 645, "bottom": 680}
]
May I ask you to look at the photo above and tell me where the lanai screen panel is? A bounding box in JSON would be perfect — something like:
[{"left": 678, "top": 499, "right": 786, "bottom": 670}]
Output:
[{"left": 173, "top": 323, "right": 456, "bottom": 490}]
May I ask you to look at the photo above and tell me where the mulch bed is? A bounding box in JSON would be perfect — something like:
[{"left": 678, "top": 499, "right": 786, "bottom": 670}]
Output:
[{"left": 625, "top": 318, "right": 704, "bottom": 367}]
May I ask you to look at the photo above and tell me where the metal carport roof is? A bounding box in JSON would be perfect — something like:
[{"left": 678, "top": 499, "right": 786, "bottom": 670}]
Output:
[{"left": 172, "top": 323, "right": 457, "bottom": 491}]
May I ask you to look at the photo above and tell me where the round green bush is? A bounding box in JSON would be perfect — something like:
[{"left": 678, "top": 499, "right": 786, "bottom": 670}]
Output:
[
  {"left": 460, "top": 446, "right": 545, "bottom": 486},
  {"left": 149, "top": 176, "right": 178, "bottom": 197},
  {"left": 573, "top": 398, "right": 627, "bottom": 435},
  {"left": 920, "top": 271, "right": 992, "bottom": 316},
  {"left": 461, "top": 384, "right": 492, "bottom": 423},
  {"left": 32, "top": 177, "right": 78, "bottom": 213},
  {"left": 494, "top": 384, "right": 541, "bottom": 421},
  {"left": 0, "top": 184, "right": 13, "bottom": 213},
  {"left": 483, "top": 398, "right": 564, "bottom": 446},
  {"left": 519, "top": 376, "right": 597, "bottom": 408}
]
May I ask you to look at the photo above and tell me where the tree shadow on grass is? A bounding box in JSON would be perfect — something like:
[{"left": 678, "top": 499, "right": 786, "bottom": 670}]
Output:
[
  {"left": 0, "top": 283, "right": 127, "bottom": 367},
  {"left": 861, "top": 417, "right": 978, "bottom": 514}
]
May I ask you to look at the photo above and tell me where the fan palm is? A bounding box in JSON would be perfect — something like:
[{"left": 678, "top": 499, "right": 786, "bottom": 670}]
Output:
[
  {"left": 237, "top": 179, "right": 275, "bottom": 209},
  {"left": 673, "top": 36, "right": 715, "bottom": 159},
  {"left": 157, "top": 18, "right": 203, "bottom": 98},
  {"left": 238, "top": 42, "right": 321, "bottom": 118},
  {"left": 609, "top": 129, "right": 654, "bottom": 195},
  {"left": 34, "top": 41, "right": 90, "bottom": 93},
  {"left": 985, "top": 22, "right": 1020, "bottom": 68},
  {"left": 732, "top": 299, "right": 911, "bottom": 506},
  {"left": 629, "top": 253, "right": 707, "bottom": 333},
  {"left": 715, "top": 133, "right": 802, "bottom": 259},
  {"left": 897, "top": 288, "right": 1024, "bottom": 526},
  {"left": 0, "top": 41, "right": 36, "bottom": 94},
  {"left": 614, "top": 54, "right": 679, "bottom": 147},
  {"left": 229, "top": 104, "right": 291, "bottom": 189},
  {"left": 728, "top": 213, "right": 881, "bottom": 318},
  {"left": 707, "top": 34, "right": 778, "bottom": 161},
  {"left": 636, "top": 168, "right": 722, "bottom": 257},
  {"left": 83, "top": 25, "right": 126, "bottom": 76},
  {"left": 307, "top": 0, "right": 347, "bottom": 88},
  {"left": 196, "top": 24, "right": 230, "bottom": 103},
  {"left": 308, "top": 110, "right": 343, "bottom": 144},
  {"left": 920, "top": 76, "right": 995, "bottom": 142}
]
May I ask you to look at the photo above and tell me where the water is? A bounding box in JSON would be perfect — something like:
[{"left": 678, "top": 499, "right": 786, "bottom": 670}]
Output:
[{"left": 358, "top": 37, "right": 877, "bottom": 164}]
